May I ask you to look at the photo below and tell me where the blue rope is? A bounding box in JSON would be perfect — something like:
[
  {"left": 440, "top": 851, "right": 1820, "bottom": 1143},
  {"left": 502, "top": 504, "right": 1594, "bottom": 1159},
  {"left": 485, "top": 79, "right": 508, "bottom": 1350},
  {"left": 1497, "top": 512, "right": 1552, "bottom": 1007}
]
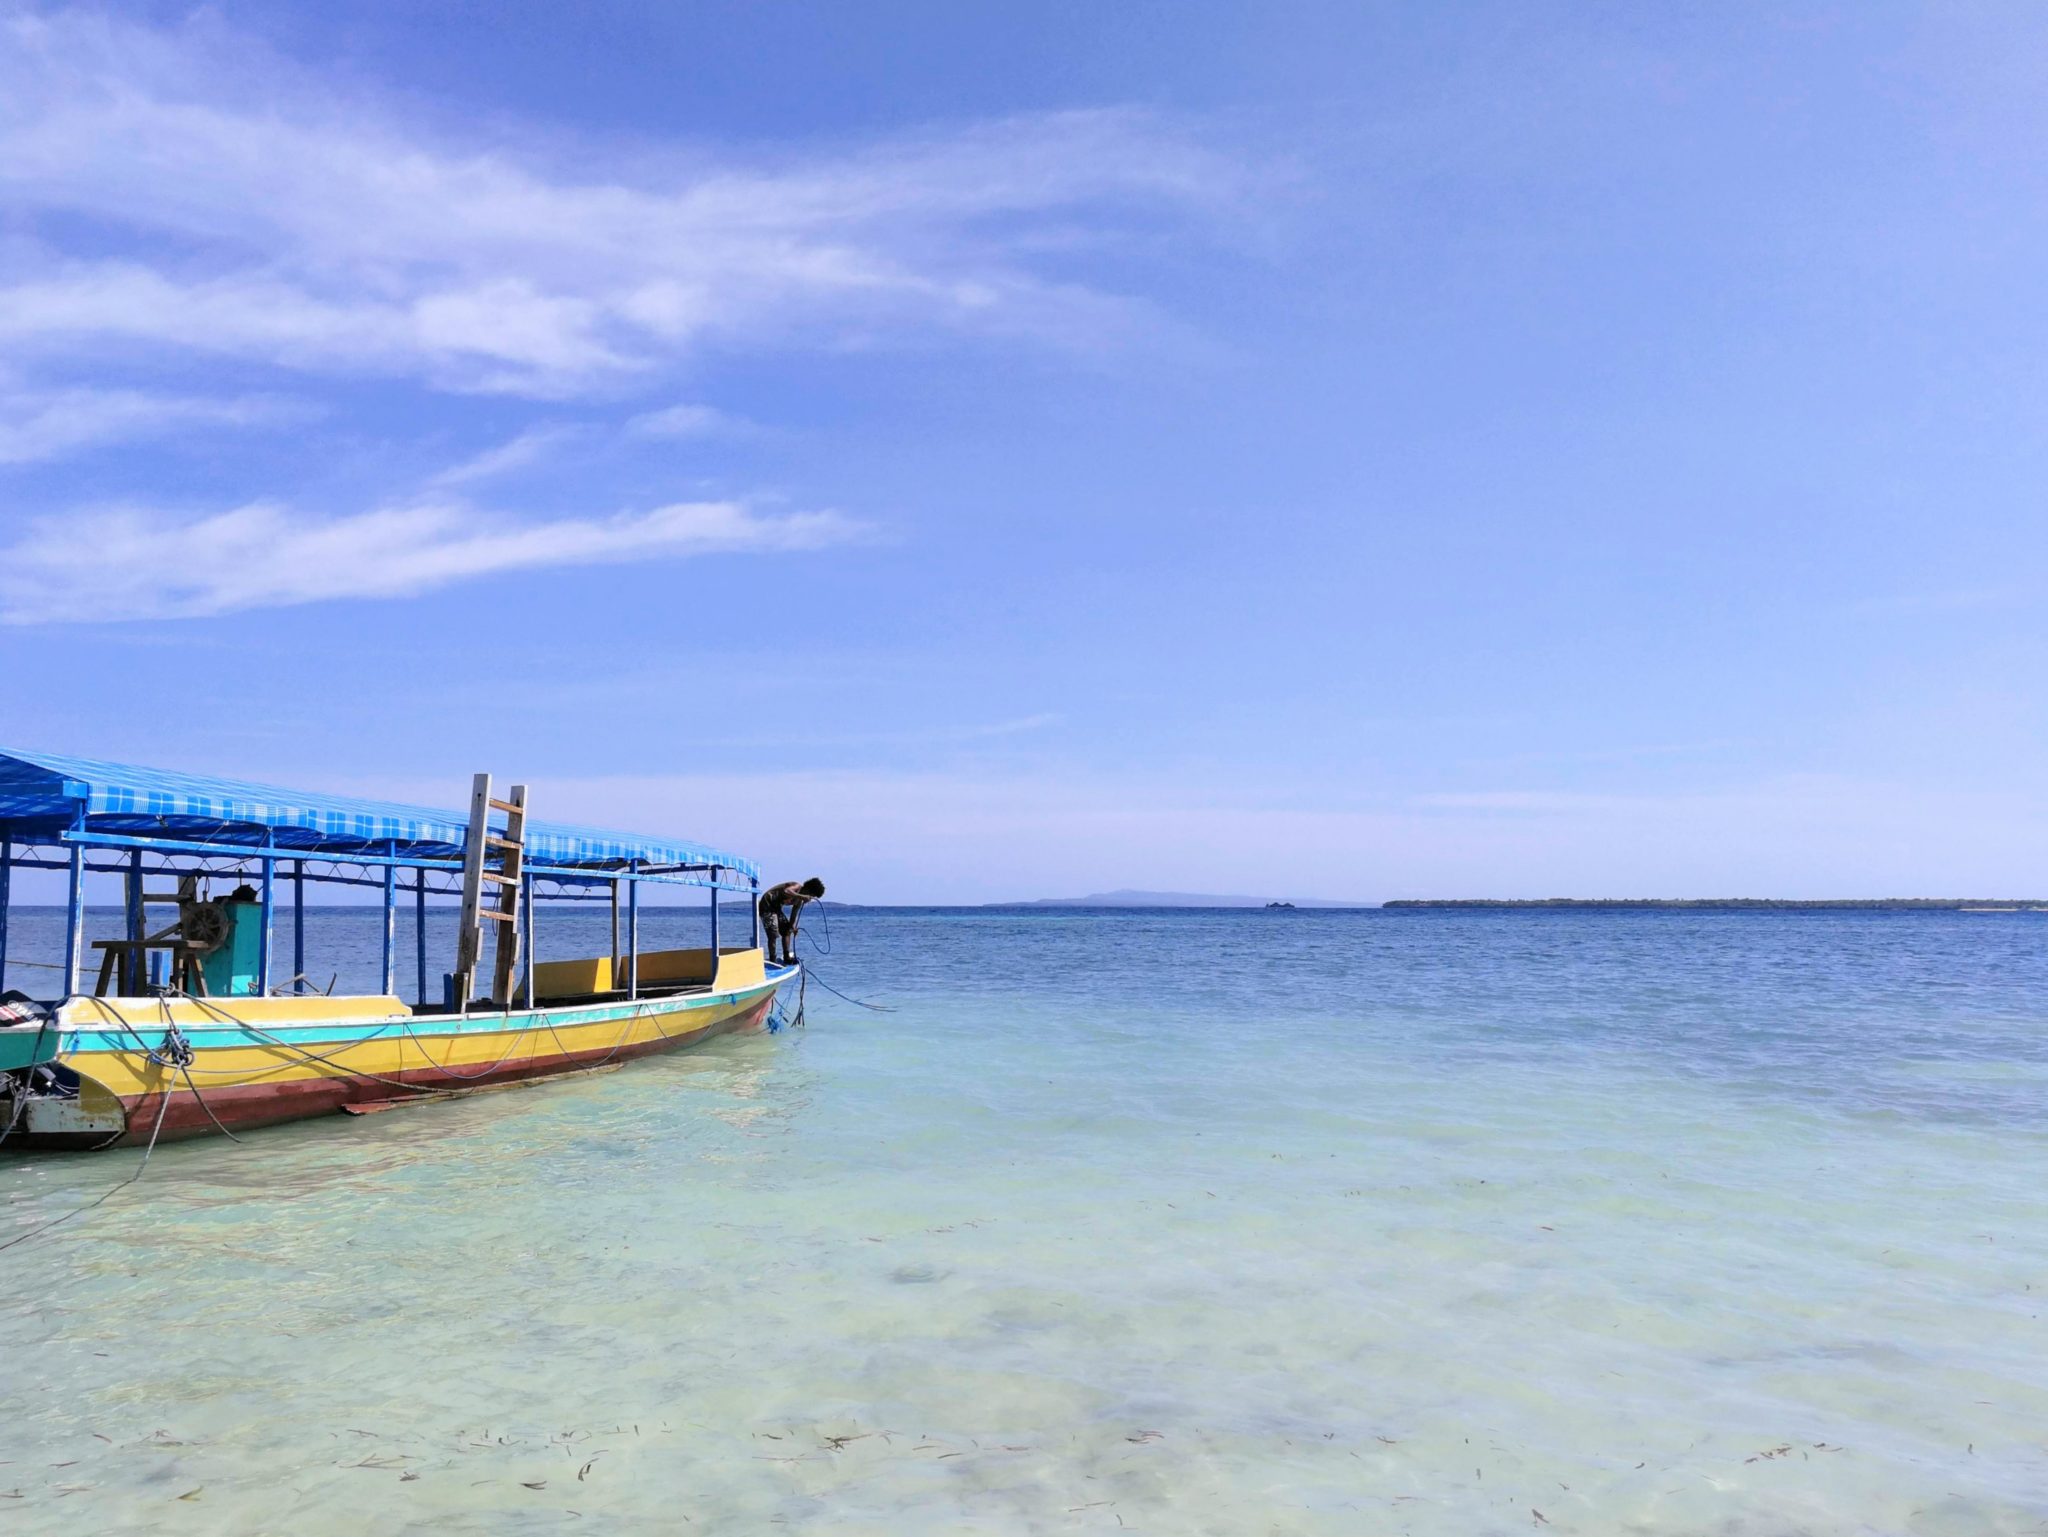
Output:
[{"left": 797, "top": 960, "right": 892, "bottom": 1013}]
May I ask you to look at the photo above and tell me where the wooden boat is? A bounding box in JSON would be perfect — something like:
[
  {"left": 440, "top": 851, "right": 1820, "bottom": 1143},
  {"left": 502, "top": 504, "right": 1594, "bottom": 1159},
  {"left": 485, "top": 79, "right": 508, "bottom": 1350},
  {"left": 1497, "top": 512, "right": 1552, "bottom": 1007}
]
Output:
[{"left": 0, "top": 748, "right": 794, "bottom": 1150}]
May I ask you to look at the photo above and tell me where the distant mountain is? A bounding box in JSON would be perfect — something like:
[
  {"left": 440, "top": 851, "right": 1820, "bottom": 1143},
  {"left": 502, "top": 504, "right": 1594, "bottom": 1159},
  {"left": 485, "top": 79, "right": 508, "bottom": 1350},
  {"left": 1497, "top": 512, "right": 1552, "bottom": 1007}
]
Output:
[{"left": 1017, "top": 889, "right": 1364, "bottom": 909}]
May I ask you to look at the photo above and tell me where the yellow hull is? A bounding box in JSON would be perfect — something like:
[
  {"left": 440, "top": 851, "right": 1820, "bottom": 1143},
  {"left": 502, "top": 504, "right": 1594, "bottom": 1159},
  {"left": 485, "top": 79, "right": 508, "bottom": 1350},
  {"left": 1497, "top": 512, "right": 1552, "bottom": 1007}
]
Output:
[{"left": 8, "top": 960, "right": 792, "bottom": 1148}]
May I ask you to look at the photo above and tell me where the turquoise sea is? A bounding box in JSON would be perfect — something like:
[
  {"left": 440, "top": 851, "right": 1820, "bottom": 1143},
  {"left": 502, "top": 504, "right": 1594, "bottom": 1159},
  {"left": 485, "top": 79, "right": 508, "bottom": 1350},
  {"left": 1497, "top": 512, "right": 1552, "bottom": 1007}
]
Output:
[{"left": 1, "top": 906, "right": 2045, "bottom": 1534}]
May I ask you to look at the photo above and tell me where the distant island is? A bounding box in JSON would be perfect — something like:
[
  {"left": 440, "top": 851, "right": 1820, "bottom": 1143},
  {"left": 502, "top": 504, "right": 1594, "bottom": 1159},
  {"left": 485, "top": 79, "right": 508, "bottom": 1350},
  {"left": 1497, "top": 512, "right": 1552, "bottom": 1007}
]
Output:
[
  {"left": 1383, "top": 898, "right": 2048, "bottom": 910},
  {"left": 1003, "top": 893, "right": 2048, "bottom": 912},
  {"left": 1019, "top": 889, "right": 1364, "bottom": 909}
]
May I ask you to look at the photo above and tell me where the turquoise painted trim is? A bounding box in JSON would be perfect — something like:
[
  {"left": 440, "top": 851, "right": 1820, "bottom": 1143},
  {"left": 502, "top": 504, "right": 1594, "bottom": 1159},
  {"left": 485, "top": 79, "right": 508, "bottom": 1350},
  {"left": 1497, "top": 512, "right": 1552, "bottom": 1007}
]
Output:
[
  {"left": 53, "top": 971, "right": 791, "bottom": 1062},
  {"left": 0, "top": 1022, "right": 58, "bottom": 1071}
]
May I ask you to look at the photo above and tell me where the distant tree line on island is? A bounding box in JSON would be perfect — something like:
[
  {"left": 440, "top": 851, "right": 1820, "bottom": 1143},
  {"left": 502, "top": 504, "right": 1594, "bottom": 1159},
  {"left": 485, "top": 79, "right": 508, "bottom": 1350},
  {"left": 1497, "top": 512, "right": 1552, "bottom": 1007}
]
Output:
[{"left": 1381, "top": 898, "right": 2048, "bottom": 910}]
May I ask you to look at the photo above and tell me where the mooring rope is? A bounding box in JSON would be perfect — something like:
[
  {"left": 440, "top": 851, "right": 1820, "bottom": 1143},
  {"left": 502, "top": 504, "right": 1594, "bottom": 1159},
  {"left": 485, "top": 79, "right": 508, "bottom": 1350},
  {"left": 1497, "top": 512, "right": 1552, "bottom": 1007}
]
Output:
[
  {"left": 152, "top": 997, "right": 243, "bottom": 1144},
  {"left": 190, "top": 988, "right": 663, "bottom": 1090},
  {"left": 0, "top": 1071, "right": 174, "bottom": 1255},
  {"left": 771, "top": 964, "right": 807, "bottom": 1031},
  {"left": 176, "top": 994, "right": 422, "bottom": 1089},
  {"left": 0, "top": 973, "right": 742, "bottom": 1254},
  {"left": 796, "top": 960, "right": 894, "bottom": 1013},
  {"left": 789, "top": 905, "right": 891, "bottom": 1012},
  {"left": 800, "top": 901, "right": 834, "bottom": 956}
]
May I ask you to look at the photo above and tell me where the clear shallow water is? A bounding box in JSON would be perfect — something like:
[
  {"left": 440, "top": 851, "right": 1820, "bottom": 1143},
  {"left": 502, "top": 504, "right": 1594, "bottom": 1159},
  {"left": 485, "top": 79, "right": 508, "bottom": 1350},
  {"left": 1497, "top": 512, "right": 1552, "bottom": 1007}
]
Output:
[{"left": 1, "top": 906, "right": 2045, "bottom": 1534}]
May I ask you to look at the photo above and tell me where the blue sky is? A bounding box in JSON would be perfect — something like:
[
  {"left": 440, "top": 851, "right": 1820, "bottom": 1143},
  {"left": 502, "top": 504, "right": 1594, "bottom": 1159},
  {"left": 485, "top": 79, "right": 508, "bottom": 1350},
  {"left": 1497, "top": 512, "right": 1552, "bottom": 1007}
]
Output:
[{"left": 2, "top": 2, "right": 2045, "bottom": 902}]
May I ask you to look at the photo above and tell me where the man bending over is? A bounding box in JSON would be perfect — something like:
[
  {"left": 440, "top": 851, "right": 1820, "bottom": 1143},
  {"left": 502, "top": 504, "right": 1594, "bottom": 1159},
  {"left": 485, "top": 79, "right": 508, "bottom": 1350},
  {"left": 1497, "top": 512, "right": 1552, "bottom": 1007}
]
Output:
[{"left": 759, "top": 877, "right": 825, "bottom": 965}]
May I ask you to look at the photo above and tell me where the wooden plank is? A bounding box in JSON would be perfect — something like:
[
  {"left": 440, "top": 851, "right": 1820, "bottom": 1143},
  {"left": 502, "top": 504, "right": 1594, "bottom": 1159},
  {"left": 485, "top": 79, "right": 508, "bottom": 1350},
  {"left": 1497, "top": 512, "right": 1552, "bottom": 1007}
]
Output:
[
  {"left": 451, "top": 772, "right": 492, "bottom": 1011},
  {"left": 491, "top": 783, "right": 528, "bottom": 1007},
  {"left": 487, "top": 798, "right": 522, "bottom": 815}
]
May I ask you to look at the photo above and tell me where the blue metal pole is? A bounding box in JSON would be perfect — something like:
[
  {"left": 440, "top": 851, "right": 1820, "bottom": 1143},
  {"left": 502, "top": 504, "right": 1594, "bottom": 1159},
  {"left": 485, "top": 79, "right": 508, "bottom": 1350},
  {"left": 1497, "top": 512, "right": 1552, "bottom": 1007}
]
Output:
[
  {"left": 53, "top": 828, "right": 460, "bottom": 874},
  {"left": 626, "top": 862, "right": 639, "bottom": 1001},
  {"left": 258, "top": 845, "right": 275, "bottom": 996},
  {"left": 292, "top": 859, "right": 306, "bottom": 994},
  {"left": 63, "top": 839, "right": 84, "bottom": 998},
  {"left": 522, "top": 872, "right": 536, "bottom": 1007},
  {"left": 750, "top": 876, "right": 760, "bottom": 950},
  {"left": 414, "top": 868, "right": 428, "bottom": 1006},
  {"left": 126, "top": 850, "right": 145, "bottom": 993},
  {"left": 709, "top": 866, "right": 720, "bottom": 960},
  {"left": 381, "top": 844, "right": 397, "bottom": 996},
  {"left": 0, "top": 836, "right": 11, "bottom": 994}
]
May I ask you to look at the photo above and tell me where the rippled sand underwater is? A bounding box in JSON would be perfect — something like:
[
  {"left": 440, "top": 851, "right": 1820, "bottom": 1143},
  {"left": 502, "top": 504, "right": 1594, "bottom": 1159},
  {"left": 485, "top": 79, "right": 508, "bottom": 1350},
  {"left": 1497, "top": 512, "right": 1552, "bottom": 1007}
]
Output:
[{"left": 2, "top": 906, "right": 2045, "bottom": 1534}]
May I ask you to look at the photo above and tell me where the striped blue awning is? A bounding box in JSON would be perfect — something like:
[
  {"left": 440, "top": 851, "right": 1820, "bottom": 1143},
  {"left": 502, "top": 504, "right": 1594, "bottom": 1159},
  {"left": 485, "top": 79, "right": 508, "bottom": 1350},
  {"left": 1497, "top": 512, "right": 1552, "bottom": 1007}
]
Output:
[{"left": 0, "top": 747, "right": 757, "bottom": 884}]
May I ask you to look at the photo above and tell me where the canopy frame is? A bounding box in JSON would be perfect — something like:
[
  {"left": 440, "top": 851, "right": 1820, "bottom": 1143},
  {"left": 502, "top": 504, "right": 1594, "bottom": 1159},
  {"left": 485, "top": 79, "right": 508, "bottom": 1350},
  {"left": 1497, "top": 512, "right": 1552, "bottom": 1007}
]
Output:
[{"left": 0, "top": 748, "right": 761, "bottom": 1008}]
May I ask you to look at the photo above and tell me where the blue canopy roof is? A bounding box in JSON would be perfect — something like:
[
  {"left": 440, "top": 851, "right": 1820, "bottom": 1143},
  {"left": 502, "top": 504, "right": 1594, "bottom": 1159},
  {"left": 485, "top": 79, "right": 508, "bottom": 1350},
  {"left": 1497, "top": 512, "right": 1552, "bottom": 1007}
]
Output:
[{"left": 0, "top": 747, "right": 757, "bottom": 885}]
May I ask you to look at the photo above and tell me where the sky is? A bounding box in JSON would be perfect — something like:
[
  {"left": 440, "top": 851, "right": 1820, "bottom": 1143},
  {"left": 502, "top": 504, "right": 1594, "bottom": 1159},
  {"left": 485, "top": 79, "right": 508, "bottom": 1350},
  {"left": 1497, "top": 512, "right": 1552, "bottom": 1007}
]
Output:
[{"left": 2, "top": 1, "right": 2046, "bottom": 903}]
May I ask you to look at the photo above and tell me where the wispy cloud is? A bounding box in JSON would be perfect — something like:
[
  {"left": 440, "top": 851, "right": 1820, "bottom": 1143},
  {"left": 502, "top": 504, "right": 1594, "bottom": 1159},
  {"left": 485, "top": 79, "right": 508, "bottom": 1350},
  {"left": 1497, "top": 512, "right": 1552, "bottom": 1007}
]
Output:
[
  {"left": 0, "top": 500, "right": 861, "bottom": 622},
  {"left": 0, "top": 6, "right": 1247, "bottom": 622},
  {"left": 1457, "top": 740, "right": 1738, "bottom": 773},
  {"left": 967, "top": 712, "right": 1063, "bottom": 738},
  {"left": 627, "top": 403, "right": 745, "bottom": 439},
  {"left": 696, "top": 711, "right": 1065, "bottom": 751},
  {"left": 0, "top": 384, "right": 297, "bottom": 463},
  {"left": 426, "top": 424, "right": 582, "bottom": 487},
  {"left": 0, "top": 8, "right": 1245, "bottom": 398},
  {"left": 1411, "top": 790, "right": 1624, "bottom": 814}
]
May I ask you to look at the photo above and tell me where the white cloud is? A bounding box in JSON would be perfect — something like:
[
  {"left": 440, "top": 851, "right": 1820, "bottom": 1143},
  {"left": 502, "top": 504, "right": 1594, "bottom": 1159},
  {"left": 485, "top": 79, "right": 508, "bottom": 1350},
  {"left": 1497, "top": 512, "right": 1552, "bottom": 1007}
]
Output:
[
  {"left": 0, "top": 8, "right": 1243, "bottom": 623},
  {"left": 0, "top": 8, "right": 1244, "bottom": 397},
  {"left": 680, "top": 712, "right": 1064, "bottom": 751},
  {"left": 969, "top": 712, "right": 1063, "bottom": 738},
  {"left": 427, "top": 424, "right": 581, "bottom": 487},
  {"left": 627, "top": 403, "right": 743, "bottom": 439},
  {"left": 0, "top": 499, "right": 861, "bottom": 622},
  {"left": 0, "top": 384, "right": 296, "bottom": 463}
]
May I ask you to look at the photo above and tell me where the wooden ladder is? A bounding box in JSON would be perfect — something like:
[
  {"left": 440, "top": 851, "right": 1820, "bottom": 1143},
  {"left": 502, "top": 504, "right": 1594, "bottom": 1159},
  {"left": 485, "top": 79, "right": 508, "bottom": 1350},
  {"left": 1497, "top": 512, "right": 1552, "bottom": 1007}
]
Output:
[{"left": 452, "top": 773, "right": 528, "bottom": 1010}]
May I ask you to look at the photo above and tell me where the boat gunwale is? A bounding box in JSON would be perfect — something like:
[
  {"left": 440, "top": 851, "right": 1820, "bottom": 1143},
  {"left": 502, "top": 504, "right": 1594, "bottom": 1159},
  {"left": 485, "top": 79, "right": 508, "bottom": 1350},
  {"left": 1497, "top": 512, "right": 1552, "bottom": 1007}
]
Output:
[{"left": 49, "top": 965, "right": 797, "bottom": 1054}]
